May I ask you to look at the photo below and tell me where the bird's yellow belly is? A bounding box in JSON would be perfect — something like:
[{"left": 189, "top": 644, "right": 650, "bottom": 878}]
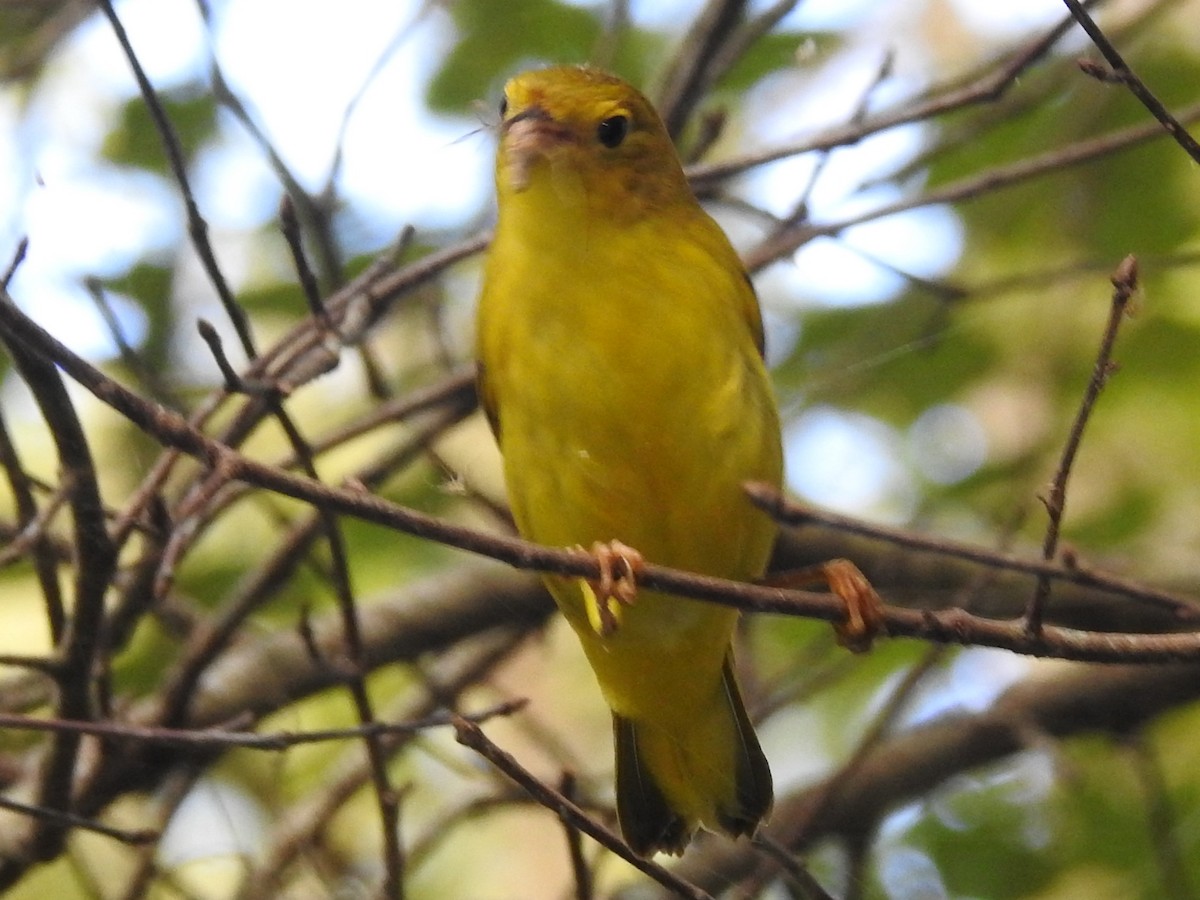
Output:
[{"left": 495, "top": 329, "right": 778, "bottom": 721}]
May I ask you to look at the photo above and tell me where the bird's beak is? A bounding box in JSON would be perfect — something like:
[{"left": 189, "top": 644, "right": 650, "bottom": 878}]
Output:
[{"left": 501, "top": 106, "right": 573, "bottom": 191}]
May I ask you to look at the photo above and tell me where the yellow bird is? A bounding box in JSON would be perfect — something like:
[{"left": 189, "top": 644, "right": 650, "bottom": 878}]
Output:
[{"left": 476, "top": 65, "right": 782, "bottom": 856}]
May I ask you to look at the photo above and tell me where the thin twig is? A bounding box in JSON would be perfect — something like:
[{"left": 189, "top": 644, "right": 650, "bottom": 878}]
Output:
[
  {"left": 706, "top": 0, "right": 803, "bottom": 97},
  {"left": 0, "top": 795, "right": 156, "bottom": 846},
  {"left": 236, "top": 631, "right": 522, "bottom": 900},
  {"left": 746, "top": 836, "right": 836, "bottom": 900},
  {"left": 115, "top": 767, "right": 204, "bottom": 900},
  {"left": 1025, "top": 254, "right": 1138, "bottom": 633},
  {"left": 452, "top": 716, "right": 716, "bottom": 900},
  {"left": 1, "top": 237, "right": 28, "bottom": 288},
  {"left": 0, "top": 411, "right": 66, "bottom": 631},
  {"left": 590, "top": 0, "right": 631, "bottom": 70},
  {"left": 279, "top": 367, "right": 476, "bottom": 465},
  {"left": 279, "top": 196, "right": 331, "bottom": 329},
  {"left": 0, "top": 295, "right": 117, "bottom": 861},
  {"left": 95, "top": 0, "right": 254, "bottom": 358},
  {"left": 655, "top": 0, "right": 749, "bottom": 139},
  {"left": 748, "top": 482, "right": 1195, "bottom": 618},
  {"left": 196, "top": 319, "right": 255, "bottom": 394},
  {"left": 559, "top": 772, "right": 594, "bottom": 900},
  {"left": 687, "top": 3, "right": 1086, "bottom": 186},
  {"left": 0, "top": 701, "right": 523, "bottom": 751},
  {"left": 273, "top": 426, "right": 406, "bottom": 897},
  {"left": 82, "top": 276, "right": 171, "bottom": 403},
  {"left": 0, "top": 654, "right": 59, "bottom": 674},
  {"left": 1064, "top": 0, "right": 1200, "bottom": 164},
  {"left": 1127, "top": 734, "right": 1196, "bottom": 900},
  {"left": 742, "top": 103, "right": 1200, "bottom": 271},
  {"left": 201, "top": 39, "right": 343, "bottom": 291}
]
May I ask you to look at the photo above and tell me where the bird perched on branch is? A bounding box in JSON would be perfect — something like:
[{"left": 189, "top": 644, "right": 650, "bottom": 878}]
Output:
[{"left": 476, "top": 65, "right": 875, "bottom": 856}]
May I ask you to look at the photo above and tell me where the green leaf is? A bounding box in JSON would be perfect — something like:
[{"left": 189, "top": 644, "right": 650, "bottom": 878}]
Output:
[
  {"left": 428, "top": 0, "right": 601, "bottom": 111},
  {"left": 427, "top": 0, "right": 658, "bottom": 112},
  {"left": 102, "top": 89, "right": 218, "bottom": 173}
]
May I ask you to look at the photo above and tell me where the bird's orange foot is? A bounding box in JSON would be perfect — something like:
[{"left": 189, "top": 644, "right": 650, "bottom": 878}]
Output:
[
  {"left": 822, "top": 559, "right": 884, "bottom": 652},
  {"left": 766, "top": 558, "right": 884, "bottom": 652},
  {"left": 581, "top": 540, "right": 644, "bottom": 637}
]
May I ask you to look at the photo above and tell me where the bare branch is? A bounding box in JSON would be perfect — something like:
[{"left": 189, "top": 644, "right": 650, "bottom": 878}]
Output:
[
  {"left": 0, "top": 294, "right": 117, "bottom": 861},
  {"left": 1026, "top": 254, "right": 1138, "bottom": 633},
  {"left": 687, "top": 4, "right": 1087, "bottom": 186},
  {"left": 752, "top": 485, "right": 1197, "bottom": 622},
  {"left": 1065, "top": 0, "right": 1200, "bottom": 164},
  {"left": 0, "top": 795, "right": 155, "bottom": 846},
  {"left": 0, "top": 701, "right": 523, "bottom": 753},
  {"left": 743, "top": 102, "right": 1200, "bottom": 271},
  {"left": 95, "top": 0, "right": 253, "bottom": 358},
  {"left": 0, "top": 410, "right": 66, "bottom": 626},
  {"left": 453, "top": 715, "right": 717, "bottom": 900}
]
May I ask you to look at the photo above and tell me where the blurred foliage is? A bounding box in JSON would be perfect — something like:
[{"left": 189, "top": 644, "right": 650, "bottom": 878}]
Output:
[
  {"left": 0, "top": 0, "right": 91, "bottom": 82},
  {"left": 715, "top": 30, "right": 839, "bottom": 95},
  {"left": 428, "top": 0, "right": 659, "bottom": 109},
  {"left": 885, "top": 754, "right": 1060, "bottom": 898},
  {"left": 101, "top": 91, "right": 219, "bottom": 174},
  {"left": 2, "top": 0, "right": 1200, "bottom": 898}
]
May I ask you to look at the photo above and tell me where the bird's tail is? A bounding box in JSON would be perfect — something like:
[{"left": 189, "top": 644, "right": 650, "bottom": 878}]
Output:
[{"left": 613, "top": 654, "right": 772, "bottom": 856}]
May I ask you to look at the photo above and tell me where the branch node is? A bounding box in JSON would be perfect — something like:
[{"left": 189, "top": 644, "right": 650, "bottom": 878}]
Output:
[
  {"left": 196, "top": 318, "right": 282, "bottom": 397},
  {"left": 1077, "top": 57, "right": 1123, "bottom": 83},
  {"left": 1112, "top": 252, "right": 1139, "bottom": 295}
]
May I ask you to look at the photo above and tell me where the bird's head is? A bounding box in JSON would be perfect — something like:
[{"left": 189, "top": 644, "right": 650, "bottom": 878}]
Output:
[{"left": 495, "top": 66, "right": 691, "bottom": 219}]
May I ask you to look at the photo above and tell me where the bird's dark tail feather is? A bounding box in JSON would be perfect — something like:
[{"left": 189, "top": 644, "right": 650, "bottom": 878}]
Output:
[{"left": 613, "top": 655, "right": 772, "bottom": 856}]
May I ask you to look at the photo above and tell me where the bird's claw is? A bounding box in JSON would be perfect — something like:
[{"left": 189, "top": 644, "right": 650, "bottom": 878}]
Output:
[
  {"left": 582, "top": 540, "right": 644, "bottom": 637},
  {"left": 765, "top": 558, "right": 884, "bottom": 652},
  {"left": 823, "top": 559, "right": 884, "bottom": 652}
]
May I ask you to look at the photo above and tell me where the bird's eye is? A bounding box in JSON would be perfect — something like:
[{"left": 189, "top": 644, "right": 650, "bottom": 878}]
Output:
[
  {"left": 596, "top": 114, "right": 629, "bottom": 148},
  {"left": 499, "top": 96, "right": 509, "bottom": 118}
]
